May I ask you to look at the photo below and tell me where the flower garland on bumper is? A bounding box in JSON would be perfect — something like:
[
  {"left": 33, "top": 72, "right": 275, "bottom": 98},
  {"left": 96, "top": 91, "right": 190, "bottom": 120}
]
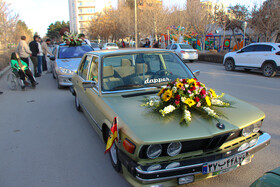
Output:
[{"left": 142, "top": 78, "right": 230, "bottom": 123}]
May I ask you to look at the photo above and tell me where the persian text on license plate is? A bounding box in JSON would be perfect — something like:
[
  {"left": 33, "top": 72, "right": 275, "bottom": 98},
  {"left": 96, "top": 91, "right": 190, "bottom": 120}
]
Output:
[{"left": 202, "top": 153, "right": 247, "bottom": 174}]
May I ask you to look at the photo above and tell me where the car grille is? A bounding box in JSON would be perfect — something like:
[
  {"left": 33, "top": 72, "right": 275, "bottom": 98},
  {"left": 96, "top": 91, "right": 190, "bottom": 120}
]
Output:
[{"left": 139, "top": 132, "right": 235, "bottom": 159}]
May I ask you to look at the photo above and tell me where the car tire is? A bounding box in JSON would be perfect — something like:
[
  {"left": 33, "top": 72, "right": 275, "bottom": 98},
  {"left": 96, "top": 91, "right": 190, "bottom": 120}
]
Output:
[
  {"left": 75, "top": 95, "right": 82, "bottom": 112},
  {"left": 106, "top": 128, "right": 122, "bottom": 173},
  {"left": 262, "top": 63, "right": 277, "bottom": 77},
  {"left": 189, "top": 60, "right": 194, "bottom": 63},
  {"left": 225, "top": 59, "right": 235, "bottom": 71}
]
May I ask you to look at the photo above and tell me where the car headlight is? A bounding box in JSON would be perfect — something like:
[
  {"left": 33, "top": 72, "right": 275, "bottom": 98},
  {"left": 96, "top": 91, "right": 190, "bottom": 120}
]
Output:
[
  {"left": 253, "top": 120, "right": 262, "bottom": 133},
  {"left": 146, "top": 144, "right": 162, "bottom": 159},
  {"left": 59, "top": 67, "right": 73, "bottom": 74},
  {"left": 242, "top": 125, "right": 254, "bottom": 137},
  {"left": 242, "top": 120, "right": 263, "bottom": 137},
  {"left": 167, "top": 142, "right": 182, "bottom": 157}
]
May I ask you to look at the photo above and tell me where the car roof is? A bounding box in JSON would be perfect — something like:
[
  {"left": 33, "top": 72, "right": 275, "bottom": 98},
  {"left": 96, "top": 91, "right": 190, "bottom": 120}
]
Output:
[
  {"left": 249, "top": 42, "right": 280, "bottom": 46},
  {"left": 86, "top": 48, "right": 171, "bottom": 57}
]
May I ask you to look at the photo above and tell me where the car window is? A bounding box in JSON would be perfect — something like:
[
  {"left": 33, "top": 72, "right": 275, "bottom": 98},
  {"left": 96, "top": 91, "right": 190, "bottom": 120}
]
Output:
[
  {"left": 242, "top": 45, "right": 255, "bottom": 52},
  {"left": 179, "top": 44, "right": 193, "bottom": 49},
  {"left": 254, "top": 45, "right": 273, "bottom": 52},
  {"left": 107, "top": 43, "right": 117, "bottom": 47},
  {"left": 78, "top": 55, "right": 92, "bottom": 79},
  {"left": 88, "top": 56, "right": 99, "bottom": 85},
  {"left": 101, "top": 52, "right": 194, "bottom": 92},
  {"left": 91, "top": 43, "right": 99, "bottom": 48},
  {"left": 166, "top": 45, "right": 171, "bottom": 49},
  {"left": 58, "top": 45, "right": 93, "bottom": 59},
  {"left": 171, "top": 44, "right": 177, "bottom": 50}
]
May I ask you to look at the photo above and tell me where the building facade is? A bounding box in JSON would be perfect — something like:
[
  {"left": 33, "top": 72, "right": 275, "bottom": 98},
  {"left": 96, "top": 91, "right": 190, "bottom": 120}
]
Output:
[{"left": 69, "top": 0, "right": 113, "bottom": 34}]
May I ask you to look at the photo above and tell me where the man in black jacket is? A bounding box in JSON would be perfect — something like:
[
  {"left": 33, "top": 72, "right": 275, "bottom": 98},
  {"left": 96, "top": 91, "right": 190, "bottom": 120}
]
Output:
[{"left": 29, "top": 35, "right": 40, "bottom": 77}]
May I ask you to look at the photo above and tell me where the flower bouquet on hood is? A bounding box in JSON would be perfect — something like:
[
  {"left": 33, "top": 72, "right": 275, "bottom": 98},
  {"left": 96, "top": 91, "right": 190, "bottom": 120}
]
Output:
[
  {"left": 142, "top": 78, "right": 230, "bottom": 123},
  {"left": 63, "top": 32, "right": 83, "bottom": 46}
]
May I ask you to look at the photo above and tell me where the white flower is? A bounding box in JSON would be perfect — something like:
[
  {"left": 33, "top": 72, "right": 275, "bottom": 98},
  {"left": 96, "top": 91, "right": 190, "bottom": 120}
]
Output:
[
  {"left": 185, "top": 84, "right": 189, "bottom": 88},
  {"left": 160, "top": 105, "right": 176, "bottom": 116},
  {"left": 211, "top": 99, "right": 223, "bottom": 106},
  {"left": 181, "top": 97, "right": 187, "bottom": 103},
  {"left": 189, "top": 93, "right": 194, "bottom": 98},
  {"left": 184, "top": 110, "right": 191, "bottom": 122},
  {"left": 203, "top": 107, "right": 217, "bottom": 117},
  {"left": 172, "top": 86, "right": 177, "bottom": 93}
]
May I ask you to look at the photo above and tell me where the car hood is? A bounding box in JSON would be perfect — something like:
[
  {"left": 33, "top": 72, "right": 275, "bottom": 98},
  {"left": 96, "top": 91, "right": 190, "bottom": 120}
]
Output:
[
  {"left": 102, "top": 91, "right": 265, "bottom": 144},
  {"left": 225, "top": 51, "right": 237, "bottom": 57},
  {"left": 56, "top": 58, "right": 82, "bottom": 71}
]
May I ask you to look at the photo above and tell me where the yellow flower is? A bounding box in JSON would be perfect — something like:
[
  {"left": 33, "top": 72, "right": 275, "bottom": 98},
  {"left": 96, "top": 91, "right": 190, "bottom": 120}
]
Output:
[
  {"left": 209, "top": 89, "right": 217, "bottom": 98},
  {"left": 205, "top": 96, "right": 211, "bottom": 106},
  {"left": 187, "top": 79, "right": 196, "bottom": 85},
  {"left": 184, "top": 98, "right": 196, "bottom": 107},
  {"left": 158, "top": 88, "right": 165, "bottom": 96},
  {"left": 176, "top": 82, "right": 184, "bottom": 89},
  {"left": 162, "top": 89, "right": 173, "bottom": 102}
]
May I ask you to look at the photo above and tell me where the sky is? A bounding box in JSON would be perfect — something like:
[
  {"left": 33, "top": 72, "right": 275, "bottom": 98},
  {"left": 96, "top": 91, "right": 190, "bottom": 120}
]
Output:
[{"left": 7, "top": 0, "right": 265, "bottom": 37}]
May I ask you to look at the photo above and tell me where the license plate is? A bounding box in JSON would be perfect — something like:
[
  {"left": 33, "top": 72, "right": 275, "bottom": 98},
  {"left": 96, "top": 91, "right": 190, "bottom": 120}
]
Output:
[{"left": 202, "top": 153, "right": 247, "bottom": 175}]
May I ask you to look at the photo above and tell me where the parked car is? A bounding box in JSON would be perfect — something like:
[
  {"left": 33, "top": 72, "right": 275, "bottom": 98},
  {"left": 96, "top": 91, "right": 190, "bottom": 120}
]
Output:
[
  {"left": 50, "top": 43, "right": 93, "bottom": 89},
  {"left": 91, "top": 43, "right": 100, "bottom": 51},
  {"left": 223, "top": 42, "right": 280, "bottom": 77},
  {"left": 102, "top": 43, "right": 119, "bottom": 50},
  {"left": 251, "top": 167, "right": 280, "bottom": 187},
  {"left": 166, "top": 43, "right": 198, "bottom": 62},
  {"left": 70, "top": 49, "right": 270, "bottom": 186}
]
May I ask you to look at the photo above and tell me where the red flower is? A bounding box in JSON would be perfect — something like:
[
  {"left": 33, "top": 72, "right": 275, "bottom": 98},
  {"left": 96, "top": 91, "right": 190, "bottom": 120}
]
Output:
[
  {"left": 200, "top": 89, "right": 206, "bottom": 96},
  {"left": 175, "top": 100, "right": 180, "bottom": 105},
  {"left": 189, "top": 86, "right": 196, "bottom": 92},
  {"left": 71, "top": 39, "right": 74, "bottom": 41},
  {"left": 196, "top": 82, "right": 200, "bottom": 87},
  {"left": 175, "top": 94, "right": 180, "bottom": 100},
  {"left": 182, "top": 79, "right": 187, "bottom": 84},
  {"left": 195, "top": 97, "right": 200, "bottom": 102}
]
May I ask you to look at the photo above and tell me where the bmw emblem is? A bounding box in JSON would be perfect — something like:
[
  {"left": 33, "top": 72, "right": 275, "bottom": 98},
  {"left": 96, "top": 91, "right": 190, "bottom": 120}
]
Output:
[{"left": 216, "top": 123, "right": 225, "bottom": 130}]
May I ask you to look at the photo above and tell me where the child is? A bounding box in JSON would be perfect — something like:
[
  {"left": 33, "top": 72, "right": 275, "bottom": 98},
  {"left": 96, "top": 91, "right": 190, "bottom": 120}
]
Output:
[{"left": 10, "top": 52, "right": 37, "bottom": 89}]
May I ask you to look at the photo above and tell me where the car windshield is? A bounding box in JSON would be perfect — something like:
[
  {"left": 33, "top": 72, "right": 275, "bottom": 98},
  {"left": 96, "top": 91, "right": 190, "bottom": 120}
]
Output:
[
  {"left": 58, "top": 45, "right": 93, "bottom": 59},
  {"left": 102, "top": 52, "right": 194, "bottom": 92},
  {"left": 91, "top": 43, "right": 99, "bottom": 48},
  {"left": 107, "top": 43, "right": 117, "bottom": 47},
  {"left": 179, "top": 44, "right": 193, "bottom": 49}
]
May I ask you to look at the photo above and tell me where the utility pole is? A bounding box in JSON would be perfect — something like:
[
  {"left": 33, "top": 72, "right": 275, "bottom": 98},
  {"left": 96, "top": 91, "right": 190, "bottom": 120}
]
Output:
[{"left": 134, "top": 0, "right": 138, "bottom": 49}]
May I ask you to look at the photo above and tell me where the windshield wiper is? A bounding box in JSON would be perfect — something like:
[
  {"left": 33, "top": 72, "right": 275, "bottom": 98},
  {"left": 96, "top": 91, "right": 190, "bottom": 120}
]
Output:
[{"left": 111, "top": 84, "right": 144, "bottom": 91}]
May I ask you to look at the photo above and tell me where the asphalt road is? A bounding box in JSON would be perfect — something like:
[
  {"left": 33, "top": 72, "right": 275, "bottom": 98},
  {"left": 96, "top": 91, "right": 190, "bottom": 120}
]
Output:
[{"left": 0, "top": 62, "right": 279, "bottom": 187}]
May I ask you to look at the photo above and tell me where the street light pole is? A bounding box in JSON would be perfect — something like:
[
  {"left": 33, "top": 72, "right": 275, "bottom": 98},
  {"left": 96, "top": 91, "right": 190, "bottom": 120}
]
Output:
[
  {"left": 242, "top": 21, "right": 247, "bottom": 47},
  {"left": 134, "top": 0, "right": 138, "bottom": 49}
]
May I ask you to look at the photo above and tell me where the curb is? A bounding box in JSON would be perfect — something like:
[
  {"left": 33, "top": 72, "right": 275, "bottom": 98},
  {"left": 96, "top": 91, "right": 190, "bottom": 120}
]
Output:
[{"left": 0, "top": 66, "right": 10, "bottom": 79}]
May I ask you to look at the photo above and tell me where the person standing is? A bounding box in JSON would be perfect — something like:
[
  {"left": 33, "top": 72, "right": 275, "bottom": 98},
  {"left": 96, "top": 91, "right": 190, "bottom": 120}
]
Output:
[
  {"left": 29, "top": 35, "right": 40, "bottom": 77},
  {"left": 37, "top": 37, "right": 43, "bottom": 75},
  {"left": 79, "top": 33, "right": 91, "bottom": 46},
  {"left": 41, "top": 39, "right": 53, "bottom": 73},
  {"left": 16, "top": 36, "right": 32, "bottom": 66}
]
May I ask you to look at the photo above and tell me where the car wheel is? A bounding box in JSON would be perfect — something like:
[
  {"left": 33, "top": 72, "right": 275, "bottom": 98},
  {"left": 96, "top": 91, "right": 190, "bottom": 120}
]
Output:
[
  {"left": 106, "top": 129, "right": 122, "bottom": 173},
  {"left": 75, "top": 95, "right": 82, "bottom": 112},
  {"left": 262, "top": 63, "right": 276, "bottom": 77},
  {"left": 225, "top": 59, "right": 235, "bottom": 71},
  {"left": 189, "top": 60, "right": 194, "bottom": 63}
]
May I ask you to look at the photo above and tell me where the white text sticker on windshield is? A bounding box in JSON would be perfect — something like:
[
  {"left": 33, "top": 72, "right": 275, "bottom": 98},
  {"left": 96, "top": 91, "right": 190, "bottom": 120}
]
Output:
[{"left": 144, "top": 78, "right": 171, "bottom": 84}]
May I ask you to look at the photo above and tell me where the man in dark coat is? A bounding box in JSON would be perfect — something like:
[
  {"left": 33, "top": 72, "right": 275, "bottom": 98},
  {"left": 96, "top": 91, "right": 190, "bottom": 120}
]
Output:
[{"left": 29, "top": 35, "right": 40, "bottom": 77}]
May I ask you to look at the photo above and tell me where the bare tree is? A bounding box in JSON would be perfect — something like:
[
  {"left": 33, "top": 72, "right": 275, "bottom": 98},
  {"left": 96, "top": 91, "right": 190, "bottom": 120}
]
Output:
[{"left": 250, "top": 0, "right": 280, "bottom": 42}]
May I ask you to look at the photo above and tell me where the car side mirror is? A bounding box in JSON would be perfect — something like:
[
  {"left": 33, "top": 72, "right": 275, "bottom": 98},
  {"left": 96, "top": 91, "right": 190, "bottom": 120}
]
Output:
[
  {"left": 193, "top": 70, "right": 200, "bottom": 77},
  {"left": 82, "top": 80, "right": 96, "bottom": 90},
  {"left": 49, "top": 56, "right": 55, "bottom": 61}
]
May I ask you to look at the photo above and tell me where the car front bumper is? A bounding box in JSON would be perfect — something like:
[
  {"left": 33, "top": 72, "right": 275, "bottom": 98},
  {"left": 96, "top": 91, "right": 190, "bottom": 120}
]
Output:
[
  {"left": 119, "top": 132, "right": 271, "bottom": 186},
  {"left": 57, "top": 74, "right": 73, "bottom": 86}
]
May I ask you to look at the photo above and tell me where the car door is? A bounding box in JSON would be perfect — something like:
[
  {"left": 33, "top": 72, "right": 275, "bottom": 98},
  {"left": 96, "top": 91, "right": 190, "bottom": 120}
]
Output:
[
  {"left": 234, "top": 45, "right": 255, "bottom": 67},
  {"left": 82, "top": 56, "right": 103, "bottom": 131},
  {"left": 75, "top": 55, "right": 92, "bottom": 107},
  {"left": 253, "top": 45, "right": 274, "bottom": 67}
]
